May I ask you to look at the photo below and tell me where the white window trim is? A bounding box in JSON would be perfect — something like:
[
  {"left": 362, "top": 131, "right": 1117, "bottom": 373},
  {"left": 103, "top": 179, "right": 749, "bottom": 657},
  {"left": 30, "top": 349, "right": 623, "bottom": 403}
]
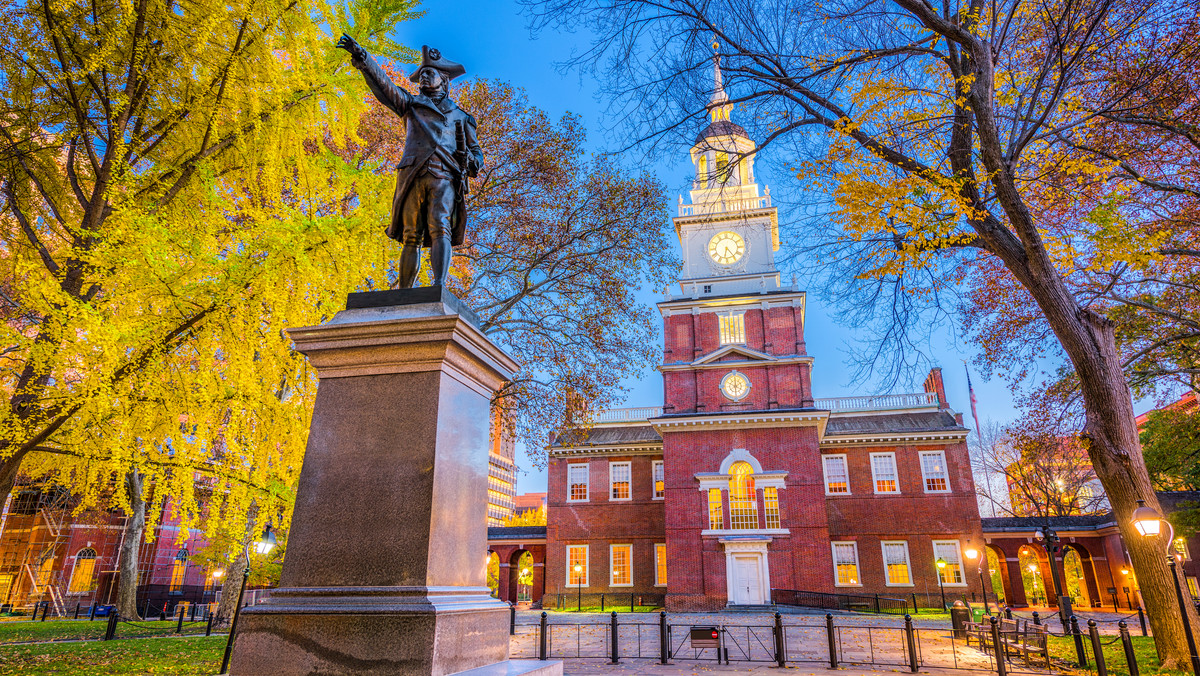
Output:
[
  {"left": 654, "top": 544, "right": 667, "bottom": 587},
  {"left": 919, "top": 450, "right": 951, "bottom": 494},
  {"left": 609, "top": 461, "right": 632, "bottom": 502},
  {"left": 567, "top": 463, "right": 589, "bottom": 503},
  {"left": 831, "top": 541, "right": 862, "bottom": 587},
  {"left": 610, "top": 544, "right": 634, "bottom": 587},
  {"left": 822, "top": 454, "right": 851, "bottom": 496},
  {"left": 652, "top": 460, "right": 665, "bottom": 500},
  {"left": 932, "top": 539, "right": 968, "bottom": 587},
  {"left": 881, "top": 540, "right": 915, "bottom": 587},
  {"left": 870, "top": 452, "right": 900, "bottom": 494},
  {"left": 566, "top": 545, "right": 589, "bottom": 588}
]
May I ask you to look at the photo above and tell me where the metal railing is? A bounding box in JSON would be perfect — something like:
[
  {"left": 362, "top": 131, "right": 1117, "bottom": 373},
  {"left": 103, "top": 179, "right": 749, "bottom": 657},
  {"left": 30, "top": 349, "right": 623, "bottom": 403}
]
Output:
[
  {"left": 590, "top": 407, "right": 663, "bottom": 423},
  {"left": 772, "top": 589, "right": 911, "bottom": 615},
  {"left": 679, "top": 194, "right": 773, "bottom": 217},
  {"left": 814, "top": 392, "right": 939, "bottom": 412}
]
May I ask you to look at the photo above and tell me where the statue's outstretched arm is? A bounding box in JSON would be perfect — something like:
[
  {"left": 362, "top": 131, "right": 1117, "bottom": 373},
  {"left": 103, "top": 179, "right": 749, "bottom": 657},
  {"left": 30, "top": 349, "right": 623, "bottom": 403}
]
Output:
[{"left": 336, "top": 34, "right": 410, "bottom": 117}]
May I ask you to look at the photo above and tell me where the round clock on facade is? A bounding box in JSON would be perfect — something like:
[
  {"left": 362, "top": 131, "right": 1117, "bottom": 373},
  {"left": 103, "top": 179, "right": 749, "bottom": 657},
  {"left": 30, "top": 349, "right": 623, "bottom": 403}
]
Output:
[
  {"left": 708, "top": 231, "right": 745, "bottom": 265},
  {"left": 720, "top": 370, "right": 751, "bottom": 401}
]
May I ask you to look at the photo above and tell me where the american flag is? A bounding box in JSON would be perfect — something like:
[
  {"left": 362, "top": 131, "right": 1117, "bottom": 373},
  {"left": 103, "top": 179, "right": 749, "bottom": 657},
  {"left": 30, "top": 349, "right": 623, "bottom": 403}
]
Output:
[{"left": 965, "top": 363, "right": 981, "bottom": 438}]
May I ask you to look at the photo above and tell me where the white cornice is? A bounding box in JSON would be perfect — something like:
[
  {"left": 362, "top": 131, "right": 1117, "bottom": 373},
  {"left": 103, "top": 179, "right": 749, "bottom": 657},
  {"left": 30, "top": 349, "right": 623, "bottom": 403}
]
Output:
[
  {"left": 547, "top": 443, "right": 663, "bottom": 458},
  {"left": 653, "top": 410, "right": 829, "bottom": 437},
  {"left": 660, "top": 355, "right": 813, "bottom": 372},
  {"left": 659, "top": 290, "right": 806, "bottom": 316},
  {"left": 819, "top": 430, "right": 969, "bottom": 447}
]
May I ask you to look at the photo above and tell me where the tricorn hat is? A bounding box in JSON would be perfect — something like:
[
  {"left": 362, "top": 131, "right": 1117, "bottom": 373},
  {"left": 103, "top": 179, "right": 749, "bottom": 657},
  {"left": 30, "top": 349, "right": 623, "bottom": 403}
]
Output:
[{"left": 409, "top": 45, "right": 466, "bottom": 83}]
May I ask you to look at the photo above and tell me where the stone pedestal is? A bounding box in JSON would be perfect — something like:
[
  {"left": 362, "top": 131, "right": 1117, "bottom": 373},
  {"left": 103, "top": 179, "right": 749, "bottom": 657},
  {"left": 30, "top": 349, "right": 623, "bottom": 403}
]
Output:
[{"left": 228, "top": 289, "right": 554, "bottom": 676}]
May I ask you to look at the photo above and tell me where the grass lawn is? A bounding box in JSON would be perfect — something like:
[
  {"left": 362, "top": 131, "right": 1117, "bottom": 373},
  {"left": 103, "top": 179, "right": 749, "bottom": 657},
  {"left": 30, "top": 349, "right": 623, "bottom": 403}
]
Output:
[
  {"left": 1047, "top": 634, "right": 1188, "bottom": 676},
  {"left": 0, "top": 635, "right": 224, "bottom": 675},
  {"left": 546, "top": 605, "right": 663, "bottom": 614},
  {"left": 0, "top": 619, "right": 215, "bottom": 645}
]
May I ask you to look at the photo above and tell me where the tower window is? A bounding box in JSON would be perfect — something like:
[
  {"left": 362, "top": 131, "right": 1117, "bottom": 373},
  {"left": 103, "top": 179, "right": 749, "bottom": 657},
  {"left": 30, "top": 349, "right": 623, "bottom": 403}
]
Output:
[
  {"left": 702, "top": 285, "right": 712, "bottom": 294},
  {"left": 728, "top": 461, "right": 758, "bottom": 529},
  {"left": 719, "top": 313, "right": 746, "bottom": 345},
  {"left": 716, "top": 152, "right": 729, "bottom": 182}
]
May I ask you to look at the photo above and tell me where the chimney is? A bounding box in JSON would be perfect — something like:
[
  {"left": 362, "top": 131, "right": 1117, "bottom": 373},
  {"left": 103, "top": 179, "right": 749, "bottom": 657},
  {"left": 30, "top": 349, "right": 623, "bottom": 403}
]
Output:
[{"left": 923, "top": 367, "right": 949, "bottom": 410}]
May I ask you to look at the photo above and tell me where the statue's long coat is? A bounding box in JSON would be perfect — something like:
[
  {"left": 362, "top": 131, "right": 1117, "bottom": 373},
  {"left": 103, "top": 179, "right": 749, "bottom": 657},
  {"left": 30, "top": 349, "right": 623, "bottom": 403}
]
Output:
[{"left": 351, "top": 54, "right": 482, "bottom": 247}]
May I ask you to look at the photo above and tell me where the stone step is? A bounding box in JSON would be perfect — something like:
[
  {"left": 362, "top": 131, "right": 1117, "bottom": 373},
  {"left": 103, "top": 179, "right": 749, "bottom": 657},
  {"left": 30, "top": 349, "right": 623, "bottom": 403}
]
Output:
[{"left": 723, "top": 604, "right": 778, "bottom": 613}]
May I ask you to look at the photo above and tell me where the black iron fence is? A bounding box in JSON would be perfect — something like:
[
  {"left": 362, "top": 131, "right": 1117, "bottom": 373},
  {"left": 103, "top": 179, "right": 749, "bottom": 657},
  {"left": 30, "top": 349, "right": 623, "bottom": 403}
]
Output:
[
  {"left": 542, "top": 592, "right": 665, "bottom": 612},
  {"left": 772, "top": 588, "right": 910, "bottom": 615}
]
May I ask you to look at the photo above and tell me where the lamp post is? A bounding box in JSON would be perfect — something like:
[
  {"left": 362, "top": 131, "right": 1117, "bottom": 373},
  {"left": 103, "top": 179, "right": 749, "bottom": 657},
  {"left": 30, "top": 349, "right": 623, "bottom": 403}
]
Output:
[
  {"left": 965, "top": 546, "right": 985, "bottom": 611},
  {"left": 1028, "top": 563, "right": 1042, "bottom": 605},
  {"left": 936, "top": 557, "right": 948, "bottom": 610},
  {"left": 1035, "top": 526, "right": 1071, "bottom": 630},
  {"left": 1132, "top": 499, "right": 1200, "bottom": 676},
  {"left": 219, "top": 524, "right": 276, "bottom": 675},
  {"left": 573, "top": 564, "right": 583, "bottom": 612},
  {"left": 520, "top": 567, "right": 530, "bottom": 603}
]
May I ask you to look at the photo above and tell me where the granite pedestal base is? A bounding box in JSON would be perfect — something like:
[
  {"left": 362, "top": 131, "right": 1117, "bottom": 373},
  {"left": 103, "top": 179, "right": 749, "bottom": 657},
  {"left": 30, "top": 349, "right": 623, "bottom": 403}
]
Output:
[{"left": 227, "top": 289, "right": 526, "bottom": 676}]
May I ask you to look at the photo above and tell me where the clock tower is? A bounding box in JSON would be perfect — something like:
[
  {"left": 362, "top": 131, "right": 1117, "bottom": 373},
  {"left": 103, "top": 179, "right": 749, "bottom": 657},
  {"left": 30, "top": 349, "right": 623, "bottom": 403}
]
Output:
[{"left": 654, "top": 46, "right": 833, "bottom": 610}]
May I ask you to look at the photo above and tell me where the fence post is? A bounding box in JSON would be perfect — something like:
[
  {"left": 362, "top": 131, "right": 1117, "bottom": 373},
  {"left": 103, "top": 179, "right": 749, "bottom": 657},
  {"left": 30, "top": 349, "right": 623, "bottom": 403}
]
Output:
[
  {"left": 190, "top": 604, "right": 197, "bottom": 622},
  {"left": 610, "top": 611, "right": 619, "bottom": 664},
  {"left": 630, "top": 594, "right": 634, "bottom": 614},
  {"left": 41, "top": 601, "right": 49, "bottom": 621},
  {"left": 659, "top": 611, "right": 669, "bottom": 664},
  {"left": 74, "top": 603, "right": 81, "bottom": 619},
  {"left": 143, "top": 598, "right": 150, "bottom": 619},
  {"left": 539, "top": 612, "right": 548, "bottom": 661},
  {"left": 875, "top": 594, "right": 881, "bottom": 614},
  {"left": 1088, "top": 620, "right": 1107, "bottom": 676},
  {"left": 826, "top": 613, "right": 838, "bottom": 668},
  {"left": 176, "top": 607, "right": 185, "bottom": 634},
  {"left": 912, "top": 593, "right": 918, "bottom": 613},
  {"left": 905, "top": 614, "right": 919, "bottom": 673},
  {"left": 104, "top": 612, "right": 118, "bottom": 641},
  {"left": 775, "top": 612, "right": 786, "bottom": 667},
  {"left": 1032, "top": 611, "right": 1040, "bottom": 626},
  {"left": 1119, "top": 621, "right": 1140, "bottom": 676},
  {"left": 510, "top": 603, "right": 516, "bottom": 636},
  {"left": 1137, "top": 607, "right": 1148, "bottom": 637},
  {"left": 990, "top": 616, "right": 1007, "bottom": 676},
  {"left": 206, "top": 612, "right": 214, "bottom": 637},
  {"left": 1004, "top": 606, "right": 1012, "bottom": 620},
  {"left": 1070, "top": 615, "right": 1088, "bottom": 667},
  {"left": 601, "top": 594, "right": 605, "bottom": 613},
  {"left": 89, "top": 603, "right": 96, "bottom": 621}
]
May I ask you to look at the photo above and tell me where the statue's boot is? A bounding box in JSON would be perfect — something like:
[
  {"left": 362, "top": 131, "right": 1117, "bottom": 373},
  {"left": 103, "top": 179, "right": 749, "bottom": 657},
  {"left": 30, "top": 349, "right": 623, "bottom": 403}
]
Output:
[
  {"left": 396, "top": 243, "right": 421, "bottom": 288},
  {"left": 430, "top": 236, "right": 452, "bottom": 286}
]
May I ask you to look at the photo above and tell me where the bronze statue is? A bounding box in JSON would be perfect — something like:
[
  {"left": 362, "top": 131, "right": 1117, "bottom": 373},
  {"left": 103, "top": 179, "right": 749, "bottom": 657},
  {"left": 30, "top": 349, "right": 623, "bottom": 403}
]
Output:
[{"left": 336, "top": 35, "right": 483, "bottom": 288}]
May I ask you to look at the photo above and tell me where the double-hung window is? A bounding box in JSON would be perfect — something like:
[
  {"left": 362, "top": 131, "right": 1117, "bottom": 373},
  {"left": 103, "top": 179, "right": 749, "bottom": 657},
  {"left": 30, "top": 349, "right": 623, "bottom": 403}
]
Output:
[
  {"left": 882, "top": 541, "right": 913, "bottom": 586},
  {"left": 655, "top": 544, "right": 667, "bottom": 586},
  {"left": 567, "top": 463, "right": 589, "bottom": 502},
  {"left": 610, "top": 545, "right": 633, "bottom": 586},
  {"left": 933, "top": 540, "right": 965, "bottom": 585},
  {"left": 822, "top": 455, "right": 850, "bottom": 495},
  {"left": 652, "top": 460, "right": 665, "bottom": 499},
  {"left": 919, "top": 451, "right": 950, "bottom": 493},
  {"left": 832, "top": 542, "right": 861, "bottom": 586},
  {"left": 871, "top": 453, "right": 900, "bottom": 494},
  {"left": 763, "top": 486, "right": 781, "bottom": 529},
  {"left": 610, "top": 462, "right": 631, "bottom": 500},
  {"left": 566, "top": 545, "right": 589, "bottom": 587},
  {"left": 707, "top": 489, "right": 724, "bottom": 529}
]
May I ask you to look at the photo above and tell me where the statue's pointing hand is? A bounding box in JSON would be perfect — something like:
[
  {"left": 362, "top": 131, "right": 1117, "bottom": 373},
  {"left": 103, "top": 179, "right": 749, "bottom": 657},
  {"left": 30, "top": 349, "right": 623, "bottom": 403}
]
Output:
[{"left": 336, "top": 34, "right": 366, "bottom": 62}]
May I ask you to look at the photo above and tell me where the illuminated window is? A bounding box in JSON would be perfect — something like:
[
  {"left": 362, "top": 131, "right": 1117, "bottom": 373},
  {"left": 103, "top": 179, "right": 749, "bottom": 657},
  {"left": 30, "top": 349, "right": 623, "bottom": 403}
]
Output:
[
  {"left": 822, "top": 455, "right": 849, "bottom": 494},
  {"left": 920, "top": 451, "right": 949, "bottom": 493},
  {"left": 36, "top": 556, "right": 54, "bottom": 586},
  {"left": 655, "top": 544, "right": 667, "bottom": 586},
  {"left": 934, "top": 541, "right": 965, "bottom": 585},
  {"left": 610, "top": 545, "right": 632, "bottom": 586},
  {"left": 566, "top": 545, "right": 588, "bottom": 587},
  {"left": 729, "top": 461, "right": 758, "bottom": 529},
  {"left": 718, "top": 313, "right": 746, "bottom": 345},
  {"left": 652, "top": 460, "right": 665, "bottom": 499},
  {"left": 1174, "top": 538, "right": 1190, "bottom": 560},
  {"left": 567, "top": 463, "right": 589, "bottom": 502},
  {"left": 707, "top": 488, "right": 724, "bottom": 530},
  {"left": 697, "top": 155, "right": 707, "bottom": 181},
  {"left": 716, "top": 152, "right": 729, "bottom": 182},
  {"left": 882, "top": 541, "right": 912, "bottom": 586},
  {"left": 170, "top": 549, "right": 188, "bottom": 592},
  {"left": 609, "top": 462, "right": 631, "bottom": 501},
  {"left": 68, "top": 548, "right": 97, "bottom": 594},
  {"left": 0, "top": 574, "right": 12, "bottom": 603},
  {"left": 871, "top": 453, "right": 899, "bottom": 494},
  {"left": 832, "top": 542, "right": 860, "bottom": 586},
  {"left": 1188, "top": 577, "right": 1199, "bottom": 598},
  {"left": 763, "top": 486, "right": 781, "bottom": 529}
]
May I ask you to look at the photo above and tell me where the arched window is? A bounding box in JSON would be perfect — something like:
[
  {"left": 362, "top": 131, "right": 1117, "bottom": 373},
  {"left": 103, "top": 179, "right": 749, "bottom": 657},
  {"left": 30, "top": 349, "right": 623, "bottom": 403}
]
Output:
[
  {"left": 169, "top": 549, "right": 188, "bottom": 593},
  {"left": 729, "top": 461, "right": 758, "bottom": 529},
  {"left": 68, "top": 548, "right": 97, "bottom": 594}
]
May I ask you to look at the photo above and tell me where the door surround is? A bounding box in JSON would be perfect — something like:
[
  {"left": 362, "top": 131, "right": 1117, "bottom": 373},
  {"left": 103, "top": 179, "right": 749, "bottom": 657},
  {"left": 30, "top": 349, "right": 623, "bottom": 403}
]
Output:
[{"left": 720, "top": 536, "right": 772, "bottom": 605}]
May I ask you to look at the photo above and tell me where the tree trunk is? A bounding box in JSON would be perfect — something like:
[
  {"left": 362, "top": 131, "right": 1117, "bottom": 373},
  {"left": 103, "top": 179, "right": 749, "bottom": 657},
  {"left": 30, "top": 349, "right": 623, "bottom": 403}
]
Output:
[
  {"left": 116, "top": 472, "right": 146, "bottom": 620},
  {"left": 0, "top": 449, "right": 30, "bottom": 513},
  {"left": 214, "top": 549, "right": 248, "bottom": 629}
]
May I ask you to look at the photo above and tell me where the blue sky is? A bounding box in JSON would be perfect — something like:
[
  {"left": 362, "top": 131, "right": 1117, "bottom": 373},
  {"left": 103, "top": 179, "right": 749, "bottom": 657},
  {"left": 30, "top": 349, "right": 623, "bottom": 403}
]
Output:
[{"left": 400, "top": 0, "right": 1024, "bottom": 493}]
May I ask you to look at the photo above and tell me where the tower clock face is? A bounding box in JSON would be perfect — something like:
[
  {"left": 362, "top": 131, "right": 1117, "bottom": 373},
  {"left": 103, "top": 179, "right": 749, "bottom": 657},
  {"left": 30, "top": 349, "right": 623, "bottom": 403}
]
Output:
[
  {"left": 720, "top": 370, "right": 751, "bottom": 401},
  {"left": 708, "top": 231, "right": 745, "bottom": 265}
]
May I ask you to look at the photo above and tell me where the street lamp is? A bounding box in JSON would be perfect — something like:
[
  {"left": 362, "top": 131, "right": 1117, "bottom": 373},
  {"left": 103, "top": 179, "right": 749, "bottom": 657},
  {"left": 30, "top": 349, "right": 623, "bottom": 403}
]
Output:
[
  {"left": 220, "top": 524, "right": 277, "bottom": 675},
  {"left": 1028, "top": 563, "right": 1042, "bottom": 605},
  {"left": 520, "top": 567, "right": 530, "bottom": 603},
  {"left": 573, "top": 564, "right": 585, "bottom": 611},
  {"left": 1131, "top": 499, "right": 1200, "bottom": 676},
  {"left": 936, "top": 557, "right": 948, "bottom": 610},
  {"left": 1035, "top": 526, "right": 1071, "bottom": 630},
  {"left": 965, "top": 546, "right": 986, "bottom": 612}
]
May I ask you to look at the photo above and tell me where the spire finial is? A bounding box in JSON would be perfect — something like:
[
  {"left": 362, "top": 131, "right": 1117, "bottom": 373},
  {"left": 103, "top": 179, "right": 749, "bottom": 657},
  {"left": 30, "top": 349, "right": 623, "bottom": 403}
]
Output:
[{"left": 710, "top": 39, "right": 728, "bottom": 107}]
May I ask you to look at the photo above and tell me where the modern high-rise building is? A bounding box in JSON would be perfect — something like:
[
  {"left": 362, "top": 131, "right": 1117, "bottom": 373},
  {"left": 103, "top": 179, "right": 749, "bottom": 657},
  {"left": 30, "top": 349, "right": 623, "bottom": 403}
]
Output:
[{"left": 487, "top": 418, "right": 517, "bottom": 526}]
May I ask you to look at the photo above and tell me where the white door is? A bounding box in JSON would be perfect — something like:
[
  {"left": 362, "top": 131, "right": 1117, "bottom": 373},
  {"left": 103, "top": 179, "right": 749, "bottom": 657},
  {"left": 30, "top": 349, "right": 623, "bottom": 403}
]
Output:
[{"left": 732, "top": 555, "right": 763, "bottom": 605}]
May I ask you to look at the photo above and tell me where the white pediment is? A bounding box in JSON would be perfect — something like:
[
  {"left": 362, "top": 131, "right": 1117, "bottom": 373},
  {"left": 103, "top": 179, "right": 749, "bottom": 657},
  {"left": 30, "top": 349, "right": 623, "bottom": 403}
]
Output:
[{"left": 692, "top": 344, "right": 775, "bottom": 366}]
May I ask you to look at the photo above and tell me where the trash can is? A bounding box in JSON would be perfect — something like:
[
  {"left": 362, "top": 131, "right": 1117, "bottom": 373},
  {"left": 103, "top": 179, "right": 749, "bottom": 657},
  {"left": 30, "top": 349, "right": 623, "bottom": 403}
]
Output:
[
  {"left": 972, "top": 606, "right": 985, "bottom": 623},
  {"left": 950, "top": 600, "right": 971, "bottom": 639}
]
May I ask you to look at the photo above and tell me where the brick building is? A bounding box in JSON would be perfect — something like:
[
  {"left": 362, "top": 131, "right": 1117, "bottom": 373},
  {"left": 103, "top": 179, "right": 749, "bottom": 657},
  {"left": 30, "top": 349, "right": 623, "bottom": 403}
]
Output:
[{"left": 543, "top": 55, "right": 986, "bottom": 612}]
